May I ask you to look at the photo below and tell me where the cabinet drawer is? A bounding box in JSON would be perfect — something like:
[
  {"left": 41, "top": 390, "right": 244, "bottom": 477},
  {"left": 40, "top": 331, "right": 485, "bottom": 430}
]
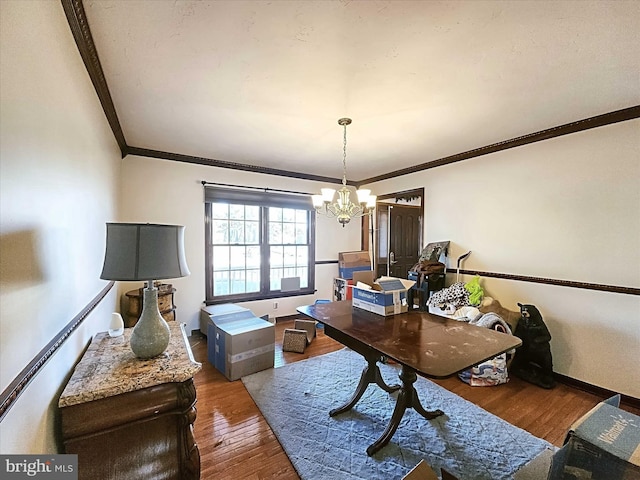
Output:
[{"left": 158, "top": 293, "right": 173, "bottom": 312}]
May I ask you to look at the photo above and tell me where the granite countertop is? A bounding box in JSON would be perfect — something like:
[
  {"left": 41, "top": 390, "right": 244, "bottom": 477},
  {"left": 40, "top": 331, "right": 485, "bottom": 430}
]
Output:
[{"left": 59, "top": 322, "right": 201, "bottom": 408}]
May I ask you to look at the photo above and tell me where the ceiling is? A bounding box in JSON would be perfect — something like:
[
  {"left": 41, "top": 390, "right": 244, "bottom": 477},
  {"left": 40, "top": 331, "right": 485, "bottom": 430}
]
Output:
[{"left": 81, "top": 0, "right": 639, "bottom": 183}]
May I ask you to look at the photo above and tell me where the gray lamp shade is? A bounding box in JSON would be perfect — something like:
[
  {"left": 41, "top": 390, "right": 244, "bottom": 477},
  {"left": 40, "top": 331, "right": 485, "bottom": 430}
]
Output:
[{"left": 100, "top": 223, "right": 190, "bottom": 281}]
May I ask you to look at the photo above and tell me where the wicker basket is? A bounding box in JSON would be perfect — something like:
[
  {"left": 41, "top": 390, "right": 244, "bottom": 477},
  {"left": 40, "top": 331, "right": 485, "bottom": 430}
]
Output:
[{"left": 282, "top": 329, "right": 307, "bottom": 353}]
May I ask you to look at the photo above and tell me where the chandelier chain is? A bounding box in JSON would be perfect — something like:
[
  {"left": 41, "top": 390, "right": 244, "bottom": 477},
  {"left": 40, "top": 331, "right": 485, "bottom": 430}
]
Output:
[{"left": 342, "top": 121, "right": 348, "bottom": 185}]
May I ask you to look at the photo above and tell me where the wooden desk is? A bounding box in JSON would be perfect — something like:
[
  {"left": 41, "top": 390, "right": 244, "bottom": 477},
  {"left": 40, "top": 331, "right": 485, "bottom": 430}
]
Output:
[
  {"left": 59, "top": 322, "right": 202, "bottom": 479},
  {"left": 297, "top": 301, "right": 521, "bottom": 455}
]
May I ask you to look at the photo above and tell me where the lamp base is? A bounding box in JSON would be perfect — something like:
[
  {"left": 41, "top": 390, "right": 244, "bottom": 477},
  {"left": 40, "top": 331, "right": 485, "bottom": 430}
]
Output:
[{"left": 130, "top": 287, "right": 171, "bottom": 359}]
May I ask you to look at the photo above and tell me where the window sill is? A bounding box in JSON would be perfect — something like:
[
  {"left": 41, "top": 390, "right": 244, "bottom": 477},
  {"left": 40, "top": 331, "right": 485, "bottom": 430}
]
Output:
[{"left": 205, "top": 289, "right": 316, "bottom": 305}]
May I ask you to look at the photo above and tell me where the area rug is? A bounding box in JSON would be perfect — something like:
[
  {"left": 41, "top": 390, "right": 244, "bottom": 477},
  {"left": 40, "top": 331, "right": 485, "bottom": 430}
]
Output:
[{"left": 242, "top": 348, "right": 554, "bottom": 480}]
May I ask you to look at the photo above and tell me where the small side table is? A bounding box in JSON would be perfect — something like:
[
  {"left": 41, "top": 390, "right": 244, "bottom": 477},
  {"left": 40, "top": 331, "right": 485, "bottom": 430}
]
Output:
[
  {"left": 125, "top": 283, "right": 176, "bottom": 327},
  {"left": 59, "top": 322, "right": 202, "bottom": 480}
]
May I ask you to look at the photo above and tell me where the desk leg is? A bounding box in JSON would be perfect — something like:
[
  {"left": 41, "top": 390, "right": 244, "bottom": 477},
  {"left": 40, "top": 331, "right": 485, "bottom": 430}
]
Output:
[
  {"left": 330, "top": 353, "right": 400, "bottom": 417},
  {"left": 366, "top": 365, "right": 444, "bottom": 456}
]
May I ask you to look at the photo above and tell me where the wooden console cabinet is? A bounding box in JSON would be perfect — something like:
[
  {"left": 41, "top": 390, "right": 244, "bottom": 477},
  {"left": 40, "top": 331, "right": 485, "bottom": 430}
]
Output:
[
  {"left": 125, "top": 283, "right": 176, "bottom": 327},
  {"left": 59, "top": 322, "right": 202, "bottom": 480}
]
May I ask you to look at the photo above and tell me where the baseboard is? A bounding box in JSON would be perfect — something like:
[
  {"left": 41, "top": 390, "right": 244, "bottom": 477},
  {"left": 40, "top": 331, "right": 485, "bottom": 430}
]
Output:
[
  {"left": 274, "top": 314, "right": 300, "bottom": 323},
  {"left": 554, "top": 372, "right": 640, "bottom": 410}
]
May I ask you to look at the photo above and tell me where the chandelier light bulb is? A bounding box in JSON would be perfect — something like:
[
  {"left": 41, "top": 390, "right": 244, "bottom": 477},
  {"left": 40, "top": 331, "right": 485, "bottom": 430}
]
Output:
[
  {"left": 321, "top": 188, "right": 336, "bottom": 202},
  {"left": 356, "top": 189, "right": 371, "bottom": 205},
  {"left": 366, "top": 195, "right": 377, "bottom": 209}
]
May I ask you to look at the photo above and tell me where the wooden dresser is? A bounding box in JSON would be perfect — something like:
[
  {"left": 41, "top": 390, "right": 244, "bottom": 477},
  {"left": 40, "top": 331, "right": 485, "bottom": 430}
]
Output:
[
  {"left": 59, "top": 322, "right": 202, "bottom": 480},
  {"left": 125, "top": 283, "right": 176, "bottom": 327}
]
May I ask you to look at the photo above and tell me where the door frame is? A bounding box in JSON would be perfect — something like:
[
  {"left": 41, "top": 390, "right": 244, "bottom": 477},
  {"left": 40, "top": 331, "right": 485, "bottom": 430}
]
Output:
[{"left": 362, "top": 187, "right": 424, "bottom": 276}]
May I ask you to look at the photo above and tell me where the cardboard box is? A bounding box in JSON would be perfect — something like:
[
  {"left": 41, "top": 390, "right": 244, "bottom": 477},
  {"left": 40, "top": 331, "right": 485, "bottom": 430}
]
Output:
[
  {"left": 334, "top": 273, "right": 376, "bottom": 301},
  {"left": 352, "top": 270, "right": 375, "bottom": 285},
  {"left": 403, "top": 460, "right": 458, "bottom": 480},
  {"left": 548, "top": 395, "right": 640, "bottom": 480},
  {"left": 352, "top": 276, "right": 415, "bottom": 316},
  {"left": 199, "top": 303, "right": 253, "bottom": 335},
  {"left": 338, "top": 251, "right": 371, "bottom": 279},
  {"left": 207, "top": 315, "right": 275, "bottom": 381},
  {"left": 402, "top": 460, "right": 439, "bottom": 480}
]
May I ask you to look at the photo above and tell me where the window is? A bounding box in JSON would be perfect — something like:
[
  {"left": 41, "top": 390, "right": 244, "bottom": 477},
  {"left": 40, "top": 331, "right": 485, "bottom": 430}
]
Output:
[{"left": 205, "top": 187, "right": 315, "bottom": 303}]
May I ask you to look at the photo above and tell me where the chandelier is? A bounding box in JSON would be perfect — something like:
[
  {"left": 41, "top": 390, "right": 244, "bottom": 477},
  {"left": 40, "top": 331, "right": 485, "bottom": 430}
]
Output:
[{"left": 312, "top": 118, "right": 376, "bottom": 227}]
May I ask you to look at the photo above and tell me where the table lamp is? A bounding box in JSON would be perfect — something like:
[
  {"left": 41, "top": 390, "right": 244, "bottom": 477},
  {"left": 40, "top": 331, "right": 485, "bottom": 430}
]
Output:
[{"left": 100, "top": 223, "right": 190, "bottom": 358}]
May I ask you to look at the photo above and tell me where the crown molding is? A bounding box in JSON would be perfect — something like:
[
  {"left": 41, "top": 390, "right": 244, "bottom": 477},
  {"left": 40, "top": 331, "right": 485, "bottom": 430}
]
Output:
[
  {"left": 357, "top": 106, "right": 640, "bottom": 185},
  {"left": 61, "top": 0, "right": 128, "bottom": 157},
  {"left": 128, "top": 147, "right": 346, "bottom": 185}
]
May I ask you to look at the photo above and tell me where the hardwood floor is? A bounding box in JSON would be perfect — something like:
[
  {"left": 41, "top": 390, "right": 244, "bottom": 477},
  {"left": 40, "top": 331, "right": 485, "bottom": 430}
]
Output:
[{"left": 190, "top": 319, "right": 638, "bottom": 479}]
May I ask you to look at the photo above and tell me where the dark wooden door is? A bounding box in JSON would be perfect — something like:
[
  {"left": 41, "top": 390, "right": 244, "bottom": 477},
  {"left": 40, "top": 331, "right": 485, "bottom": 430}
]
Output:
[
  {"left": 376, "top": 204, "right": 421, "bottom": 278},
  {"left": 388, "top": 205, "right": 421, "bottom": 278}
]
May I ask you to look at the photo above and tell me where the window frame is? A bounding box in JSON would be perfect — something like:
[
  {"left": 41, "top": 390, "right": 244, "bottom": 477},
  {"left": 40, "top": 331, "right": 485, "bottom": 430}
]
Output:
[{"left": 204, "top": 187, "right": 316, "bottom": 304}]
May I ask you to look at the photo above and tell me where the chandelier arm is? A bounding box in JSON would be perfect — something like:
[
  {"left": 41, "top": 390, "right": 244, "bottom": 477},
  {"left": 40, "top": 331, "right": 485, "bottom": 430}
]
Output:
[
  {"left": 325, "top": 203, "right": 339, "bottom": 218},
  {"left": 316, "top": 209, "right": 335, "bottom": 218}
]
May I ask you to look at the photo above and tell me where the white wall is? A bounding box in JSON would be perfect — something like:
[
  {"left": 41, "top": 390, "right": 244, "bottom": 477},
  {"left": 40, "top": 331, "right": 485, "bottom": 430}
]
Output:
[
  {"left": 0, "top": 1, "right": 122, "bottom": 453},
  {"left": 118, "top": 155, "right": 362, "bottom": 331},
  {"left": 365, "top": 119, "right": 640, "bottom": 398}
]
